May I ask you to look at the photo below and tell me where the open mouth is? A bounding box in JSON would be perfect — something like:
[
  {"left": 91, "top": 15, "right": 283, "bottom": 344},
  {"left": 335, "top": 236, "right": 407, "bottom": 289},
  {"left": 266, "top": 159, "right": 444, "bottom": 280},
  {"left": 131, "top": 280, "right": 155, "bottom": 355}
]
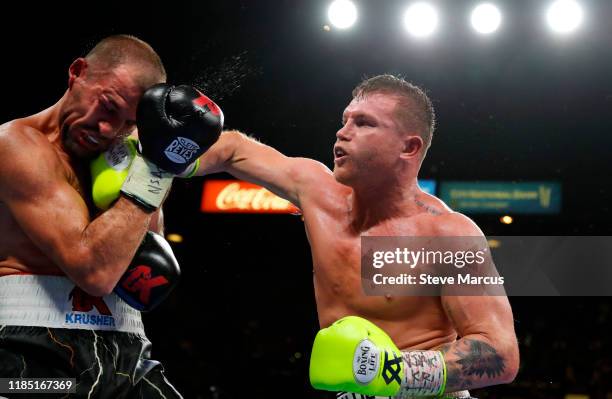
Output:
[
  {"left": 77, "top": 131, "right": 101, "bottom": 150},
  {"left": 334, "top": 146, "right": 348, "bottom": 164}
]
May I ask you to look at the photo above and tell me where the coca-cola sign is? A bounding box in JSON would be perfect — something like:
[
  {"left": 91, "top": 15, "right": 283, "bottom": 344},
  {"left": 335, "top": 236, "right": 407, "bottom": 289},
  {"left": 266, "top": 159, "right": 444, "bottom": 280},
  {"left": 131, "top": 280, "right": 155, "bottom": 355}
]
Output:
[{"left": 201, "top": 180, "right": 301, "bottom": 214}]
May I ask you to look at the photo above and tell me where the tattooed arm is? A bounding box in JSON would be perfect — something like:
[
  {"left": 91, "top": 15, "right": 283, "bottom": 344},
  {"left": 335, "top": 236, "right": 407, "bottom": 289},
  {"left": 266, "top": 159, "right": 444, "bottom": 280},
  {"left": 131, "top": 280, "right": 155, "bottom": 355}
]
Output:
[
  {"left": 432, "top": 214, "right": 519, "bottom": 391},
  {"left": 436, "top": 295, "right": 519, "bottom": 391}
]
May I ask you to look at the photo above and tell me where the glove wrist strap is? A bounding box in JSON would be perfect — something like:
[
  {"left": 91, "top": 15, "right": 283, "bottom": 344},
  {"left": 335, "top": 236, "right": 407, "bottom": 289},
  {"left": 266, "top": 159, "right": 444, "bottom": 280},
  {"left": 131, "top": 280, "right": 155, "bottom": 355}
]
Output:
[
  {"left": 120, "top": 154, "right": 173, "bottom": 210},
  {"left": 176, "top": 158, "right": 201, "bottom": 178},
  {"left": 397, "top": 350, "right": 446, "bottom": 398}
]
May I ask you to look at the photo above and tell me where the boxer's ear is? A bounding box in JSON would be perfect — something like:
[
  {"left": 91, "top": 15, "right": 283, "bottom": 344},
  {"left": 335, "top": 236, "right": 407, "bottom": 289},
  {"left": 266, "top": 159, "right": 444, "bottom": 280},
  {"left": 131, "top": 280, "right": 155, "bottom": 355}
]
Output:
[
  {"left": 400, "top": 135, "right": 423, "bottom": 160},
  {"left": 68, "top": 58, "right": 88, "bottom": 89}
]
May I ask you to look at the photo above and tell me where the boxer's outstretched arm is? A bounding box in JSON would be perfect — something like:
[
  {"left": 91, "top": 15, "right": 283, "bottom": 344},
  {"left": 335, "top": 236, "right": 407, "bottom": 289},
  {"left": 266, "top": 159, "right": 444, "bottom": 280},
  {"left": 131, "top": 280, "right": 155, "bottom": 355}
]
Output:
[
  {"left": 435, "top": 214, "right": 519, "bottom": 392},
  {"left": 196, "top": 130, "right": 332, "bottom": 207},
  {"left": 0, "top": 126, "right": 152, "bottom": 296}
]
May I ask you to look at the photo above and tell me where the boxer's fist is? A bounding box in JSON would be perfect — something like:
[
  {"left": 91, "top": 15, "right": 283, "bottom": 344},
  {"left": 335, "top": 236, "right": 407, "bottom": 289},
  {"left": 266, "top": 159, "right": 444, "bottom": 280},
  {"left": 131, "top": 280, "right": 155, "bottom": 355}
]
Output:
[
  {"left": 137, "top": 83, "right": 223, "bottom": 174},
  {"left": 114, "top": 231, "right": 180, "bottom": 312},
  {"left": 91, "top": 138, "right": 137, "bottom": 210},
  {"left": 309, "top": 316, "right": 405, "bottom": 397}
]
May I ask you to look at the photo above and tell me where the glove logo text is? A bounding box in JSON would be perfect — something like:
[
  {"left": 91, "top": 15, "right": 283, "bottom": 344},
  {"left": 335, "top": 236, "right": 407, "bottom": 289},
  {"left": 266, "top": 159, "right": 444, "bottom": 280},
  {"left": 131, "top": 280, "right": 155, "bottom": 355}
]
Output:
[
  {"left": 164, "top": 137, "right": 200, "bottom": 164},
  {"left": 104, "top": 141, "right": 131, "bottom": 171},
  {"left": 381, "top": 351, "right": 403, "bottom": 386},
  {"left": 120, "top": 265, "right": 169, "bottom": 305},
  {"left": 353, "top": 339, "right": 380, "bottom": 384}
]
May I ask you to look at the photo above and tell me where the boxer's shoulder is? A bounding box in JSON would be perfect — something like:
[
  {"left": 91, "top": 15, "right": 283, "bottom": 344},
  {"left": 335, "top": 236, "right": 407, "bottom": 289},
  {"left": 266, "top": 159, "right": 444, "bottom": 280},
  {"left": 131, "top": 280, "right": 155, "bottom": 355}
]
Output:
[
  {"left": 0, "top": 121, "right": 66, "bottom": 193},
  {"left": 292, "top": 157, "right": 334, "bottom": 185},
  {"left": 0, "top": 119, "right": 55, "bottom": 158},
  {"left": 293, "top": 158, "right": 348, "bottom": 202},
  {"left": 407, "top": 194, "right": 482, "bottom": 236},
  {"left": 429, "top": 211, "right": 484, "bottom": 237}
]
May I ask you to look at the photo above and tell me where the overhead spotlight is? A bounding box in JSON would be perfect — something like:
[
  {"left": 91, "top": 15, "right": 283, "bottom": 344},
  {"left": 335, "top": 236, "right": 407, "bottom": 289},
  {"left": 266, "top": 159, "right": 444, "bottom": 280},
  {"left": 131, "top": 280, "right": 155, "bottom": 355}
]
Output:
[
  {"left": 546, "top": 0, "right": 584, "bottom": 34},
  {"left": 500, "top": 215, "right": 513, "bottom": 225},
  {"left": 471, "top": 3, "right": 502, "bottom": 34},
  {"left": 328, "top": 0, "right": 358, "bottom": 30},
  {"left": 404, "top": 2, "right": 439, "bottom": 38}
]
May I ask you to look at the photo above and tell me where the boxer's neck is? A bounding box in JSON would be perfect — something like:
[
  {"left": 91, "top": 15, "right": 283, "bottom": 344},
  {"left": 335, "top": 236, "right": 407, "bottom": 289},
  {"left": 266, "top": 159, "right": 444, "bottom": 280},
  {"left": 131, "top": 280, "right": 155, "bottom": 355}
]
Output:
[
  {"left": 349, "top": 175, "right": 421, "bottom": 232},
  {"left": 23, "top": 95, "right": 64, "bottom": 140}
]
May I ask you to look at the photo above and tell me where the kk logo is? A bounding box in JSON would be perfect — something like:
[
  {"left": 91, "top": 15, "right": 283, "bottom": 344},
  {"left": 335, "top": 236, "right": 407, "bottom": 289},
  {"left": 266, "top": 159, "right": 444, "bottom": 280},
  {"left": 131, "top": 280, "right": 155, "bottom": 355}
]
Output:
[
  {"left": 193, "top": 93, "right": 221, "bottom": 116},
  {"left": 120, "top": 265, "right": 169, "bottom": 305},
  {"left": 381, "top": 351, "right": 403, "bottom": 386},
  {"left": 69, "top": 286, "right": 112, "bottom": 315}
]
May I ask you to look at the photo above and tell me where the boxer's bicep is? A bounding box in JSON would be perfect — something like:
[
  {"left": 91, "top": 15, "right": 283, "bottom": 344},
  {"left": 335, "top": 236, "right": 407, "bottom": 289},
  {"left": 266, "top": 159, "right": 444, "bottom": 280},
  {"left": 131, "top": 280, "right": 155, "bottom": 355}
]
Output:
[
  {"left": 441, "top": 295, "right": 515, "bottom": 341},
  {"left": 0, "top": 146, "right": 92, "bottom": 273}
]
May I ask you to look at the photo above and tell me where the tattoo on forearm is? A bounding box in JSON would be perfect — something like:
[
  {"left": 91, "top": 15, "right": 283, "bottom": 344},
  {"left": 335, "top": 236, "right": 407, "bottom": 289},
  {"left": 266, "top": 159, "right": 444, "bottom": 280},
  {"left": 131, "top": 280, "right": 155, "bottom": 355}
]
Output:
[
  {"left": 455, "top": 339, "right": 506, "bottom": 379},
  {"left": 437, "top": 339, "right": 506, "bottom": 390},
  {"left": 445, "top": 364, "right": 462, "bottom": 388}
]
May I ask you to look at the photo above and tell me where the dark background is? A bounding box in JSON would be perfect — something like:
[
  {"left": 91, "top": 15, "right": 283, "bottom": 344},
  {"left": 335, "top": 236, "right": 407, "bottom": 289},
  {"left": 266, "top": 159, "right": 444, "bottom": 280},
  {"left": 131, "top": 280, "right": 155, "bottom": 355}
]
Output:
[{"left": 1, "top": 0, "right": 611, "bottom": 397}]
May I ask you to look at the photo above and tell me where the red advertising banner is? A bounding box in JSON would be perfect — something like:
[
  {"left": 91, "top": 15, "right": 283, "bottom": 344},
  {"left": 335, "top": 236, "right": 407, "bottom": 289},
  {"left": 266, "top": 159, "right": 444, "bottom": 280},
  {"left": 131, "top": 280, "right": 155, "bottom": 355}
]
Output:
[{"left": 201, "top": 180, "right": 300, "bottom": 214}]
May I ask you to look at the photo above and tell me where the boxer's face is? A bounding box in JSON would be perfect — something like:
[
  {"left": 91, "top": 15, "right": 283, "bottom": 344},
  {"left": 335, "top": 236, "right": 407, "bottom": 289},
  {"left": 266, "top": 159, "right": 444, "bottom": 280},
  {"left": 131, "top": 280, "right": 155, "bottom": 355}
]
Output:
[
  {"left": 333, "top": 93, "right": 405, "bottom": 186},
  {"left": 61, "top": 60, "right": 140, "bottom": 158}
]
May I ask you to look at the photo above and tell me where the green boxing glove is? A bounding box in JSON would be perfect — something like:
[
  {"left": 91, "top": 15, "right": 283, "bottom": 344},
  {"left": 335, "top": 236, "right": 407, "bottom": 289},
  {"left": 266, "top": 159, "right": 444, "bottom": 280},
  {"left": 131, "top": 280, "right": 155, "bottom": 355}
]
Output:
[
  {"left": 90, "top": 138, "right": 200, "bottom": 211},
  {"left": 309, "top": 316, "right": 447, "bottom": 398}
]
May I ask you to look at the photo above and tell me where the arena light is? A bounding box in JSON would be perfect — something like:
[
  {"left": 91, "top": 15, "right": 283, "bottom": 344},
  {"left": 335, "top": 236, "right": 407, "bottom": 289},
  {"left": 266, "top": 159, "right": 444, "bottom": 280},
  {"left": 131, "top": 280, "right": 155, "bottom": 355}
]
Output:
[
  {"left": 546, "top": 0, "right": 584, "bottom": 34},
  {"left": 471, "top": 3, "right": 502, "bottom": 34},
  {"left": 328, "top": 0, "right": 358, "bottom": 30},
  {"left": 500, "top": 215, "right": 513, "bottom": 225},
  {"left": 487, "top": 239, "right": 502, "bottom": 248},
  {"left": 404, "top": 2, "right": 439, "bottom": 38},
  {"left": 166, "top": 233, "right": 184, "bottom": 243}
]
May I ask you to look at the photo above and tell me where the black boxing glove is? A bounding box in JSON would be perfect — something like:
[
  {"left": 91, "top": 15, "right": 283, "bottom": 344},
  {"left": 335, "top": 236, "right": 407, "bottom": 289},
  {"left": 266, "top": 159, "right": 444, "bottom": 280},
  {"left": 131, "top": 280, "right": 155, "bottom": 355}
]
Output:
[
  {"left": 137, "top": 83, "right": 224, "bottom": 174},
  {"left": 120, "top": 84, "right": 223, "bottom": 210},
  {"left": 114, "top": 231, "right": 180, "bottom": 312}
]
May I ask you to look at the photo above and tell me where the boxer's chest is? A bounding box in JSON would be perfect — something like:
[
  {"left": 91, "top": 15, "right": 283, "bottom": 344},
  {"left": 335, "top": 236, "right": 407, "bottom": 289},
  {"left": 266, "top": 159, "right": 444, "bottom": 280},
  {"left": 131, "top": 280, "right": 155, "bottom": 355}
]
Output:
[
  {"left": 308, "top": 215, "right": 448, "bottom": 330},
  {"left": 307, "top": 210, "right": 425, "bottom": 295}
]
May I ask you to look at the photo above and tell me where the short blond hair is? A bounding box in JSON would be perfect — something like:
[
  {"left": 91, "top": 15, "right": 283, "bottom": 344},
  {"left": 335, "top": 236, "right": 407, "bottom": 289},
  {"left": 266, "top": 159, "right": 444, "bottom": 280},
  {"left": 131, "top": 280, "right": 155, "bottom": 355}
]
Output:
[
  {"left": 85, "top": 34, "right": 166, "bottom": 89},
  {"left": 353, "top": 74, "right": 436, "bottom": 153}
]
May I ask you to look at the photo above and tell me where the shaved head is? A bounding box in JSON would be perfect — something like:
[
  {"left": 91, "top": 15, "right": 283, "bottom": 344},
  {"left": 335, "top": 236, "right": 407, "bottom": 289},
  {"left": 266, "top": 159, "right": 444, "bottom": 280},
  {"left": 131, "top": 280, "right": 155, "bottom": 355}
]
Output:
[{"left": 85, "top": 34, "right": 166, "bottom": 90}]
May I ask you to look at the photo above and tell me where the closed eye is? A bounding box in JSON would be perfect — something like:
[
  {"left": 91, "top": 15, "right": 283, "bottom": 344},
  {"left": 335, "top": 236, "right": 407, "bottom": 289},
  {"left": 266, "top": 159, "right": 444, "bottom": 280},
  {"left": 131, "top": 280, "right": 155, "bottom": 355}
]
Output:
[
  {"left": 356, "top": 117, "right": 376, "bottom": 127},
  {"left": 100, "top": 96, "right": 118, "bottom": 114}
]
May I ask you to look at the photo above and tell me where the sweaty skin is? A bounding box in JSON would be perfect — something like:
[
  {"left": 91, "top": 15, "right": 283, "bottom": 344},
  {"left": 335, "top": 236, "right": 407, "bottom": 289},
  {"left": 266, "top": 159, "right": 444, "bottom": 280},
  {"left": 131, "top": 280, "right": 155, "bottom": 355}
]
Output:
[
  {"left": 197, "top": 92, "right": 519, "bottom": 392},
  {"left": 0, "top": 60, "right": 162, "bottom": 295}
]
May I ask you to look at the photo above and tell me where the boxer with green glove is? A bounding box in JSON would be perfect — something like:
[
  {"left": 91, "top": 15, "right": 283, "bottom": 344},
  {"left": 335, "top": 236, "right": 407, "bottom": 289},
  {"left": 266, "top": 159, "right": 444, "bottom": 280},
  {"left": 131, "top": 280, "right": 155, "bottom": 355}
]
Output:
[
  {"left": 178, "top": 75, "right": 519, "bottom": 397},
  {"left": 310, "top": 316, "right": 447, "bottom": 398}
]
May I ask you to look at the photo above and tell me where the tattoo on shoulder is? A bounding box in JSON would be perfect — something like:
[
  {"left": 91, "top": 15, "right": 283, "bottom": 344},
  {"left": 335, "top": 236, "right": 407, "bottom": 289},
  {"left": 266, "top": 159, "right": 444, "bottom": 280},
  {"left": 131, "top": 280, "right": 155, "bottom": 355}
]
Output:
[
  {"left": 454, "top": 339, "right": 506, "bottom": 380},
  {"left": 414, "top": 198, "right": 443, "bottom": 216}
]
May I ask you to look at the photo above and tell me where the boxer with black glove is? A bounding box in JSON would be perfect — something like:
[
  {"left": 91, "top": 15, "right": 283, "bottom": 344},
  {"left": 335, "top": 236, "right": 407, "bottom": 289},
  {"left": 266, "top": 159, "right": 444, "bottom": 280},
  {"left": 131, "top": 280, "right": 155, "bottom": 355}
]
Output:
[
  {"left": 121, "top": 84, "right": 224, "bottom": 210},
  {"left": 114, "top": 231, "right": 181, "bottom": 312},
  {"left": 0, "top": 35, "right": 199, "bottom": 398},
  {"left": 88, "top": 84, "right": 221, "bottom": 311}
]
